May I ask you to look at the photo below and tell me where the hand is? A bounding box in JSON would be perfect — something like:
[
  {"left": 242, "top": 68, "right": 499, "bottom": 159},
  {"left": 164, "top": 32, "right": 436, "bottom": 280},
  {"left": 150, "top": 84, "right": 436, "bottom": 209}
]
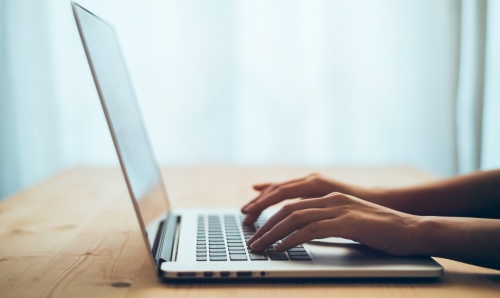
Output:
[
  {"left": 246, "top": 192, "right": 421, "bottom": 256},
  {"left": 241, "top": 173, "right": 370, "bottom": 224}
]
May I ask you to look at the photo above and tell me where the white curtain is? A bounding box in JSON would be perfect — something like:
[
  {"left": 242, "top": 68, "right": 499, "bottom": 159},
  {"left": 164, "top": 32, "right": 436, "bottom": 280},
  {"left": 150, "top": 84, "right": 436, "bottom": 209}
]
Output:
[{"left": 1, "top": 0, "right": 499, "bottom": 199}]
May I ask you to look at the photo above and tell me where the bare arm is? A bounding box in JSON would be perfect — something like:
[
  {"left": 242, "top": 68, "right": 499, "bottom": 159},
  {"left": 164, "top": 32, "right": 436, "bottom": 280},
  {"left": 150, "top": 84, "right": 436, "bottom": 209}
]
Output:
[
  {"left": 371, "top": 169, "right": 500, "bottom": 218},
  {"left": 416, "top": 216, "right": 500, "bottom": 269}
]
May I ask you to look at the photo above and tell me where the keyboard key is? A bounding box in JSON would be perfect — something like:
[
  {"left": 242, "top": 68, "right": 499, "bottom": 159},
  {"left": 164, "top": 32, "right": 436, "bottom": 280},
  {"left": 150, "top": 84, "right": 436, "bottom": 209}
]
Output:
[
  {"left": 228, "top": 242, "right": 244, "bottom": 247},
  {"left": 209, "top": 249, "right": 226, "bottom": 253},
  {"left": 210, "top": 256, "right": 227, "bottom": 261},
  {"left": 209, "top": 252, "right": 227, "bottom": 257},
  {"left": 197, "top": 253, "right": 206, "bottom": 257},
  {"left": 197, "top": 257, "right": 207, "bottom": 261},
  {"left": 226, "top": 236, "right": 242, "bottom": 240},
  {"left": 288, "top": 247, "right": 306, "bottom": 252},
  {"left": 209, "top": 245, "right": 225, "bottom": 249},
  {"left": 268, "top": 251, "right": 288, "bottom": 260},
  {"left": 228, "top": 247, "right": 245, "bottom": 252},
  {"left": 227, "top": 239, "right": 243, "bottom": 243},
  {"left": 249, "top": 253, "right": 268, "bottom": 260},
  {"left": 196, "top": 245, "right": 206, "bottom": 250},
  {"left": 209, "top": 243, "right": 225, "bottom": 246},
  {"left": 230, "top": 254, "right": 248, "bottom": 261},
  {"left": 288, "top": 251, "right": 309, "bottom": 256},
  {"left": 225, "top": 231, "right": 241, "bottom": 234},
  {"left": 289, "top": 255, "right": 312, "bottom": 261}
]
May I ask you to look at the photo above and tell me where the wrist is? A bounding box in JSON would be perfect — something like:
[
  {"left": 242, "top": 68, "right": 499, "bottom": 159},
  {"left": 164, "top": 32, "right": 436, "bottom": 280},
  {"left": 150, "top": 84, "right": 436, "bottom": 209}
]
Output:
[{"left": 410, "top": 216, "right": 443, "bottom": 256}]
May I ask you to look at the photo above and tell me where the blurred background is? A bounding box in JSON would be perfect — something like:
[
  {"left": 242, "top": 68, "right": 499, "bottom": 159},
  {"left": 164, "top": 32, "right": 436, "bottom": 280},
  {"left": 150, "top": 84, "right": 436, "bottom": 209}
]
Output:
[{"left": 0, "top": 0, "right": 499, "bottom": 200}]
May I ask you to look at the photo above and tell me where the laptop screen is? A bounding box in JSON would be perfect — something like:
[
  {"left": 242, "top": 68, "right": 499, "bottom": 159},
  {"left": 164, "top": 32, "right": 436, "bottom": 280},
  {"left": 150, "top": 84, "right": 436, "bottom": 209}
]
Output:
[{"left": 73, "top": 3, "right": 170, "bottom": 246}]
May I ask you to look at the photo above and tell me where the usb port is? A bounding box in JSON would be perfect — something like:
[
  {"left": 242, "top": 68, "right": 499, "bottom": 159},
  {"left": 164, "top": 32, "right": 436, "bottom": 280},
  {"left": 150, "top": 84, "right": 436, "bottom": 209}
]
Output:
[
  {"left": 220, "top": 271, "right": 230, "bottom": 277},
  {"left": 203, "top": 272, "right": 214, "bottom": 277},
  {"left": 237, "top": 271, "right": 252, "bottom": 277},
  {"left": 177, "top": 272, "right": 196, "bottom": 277}
]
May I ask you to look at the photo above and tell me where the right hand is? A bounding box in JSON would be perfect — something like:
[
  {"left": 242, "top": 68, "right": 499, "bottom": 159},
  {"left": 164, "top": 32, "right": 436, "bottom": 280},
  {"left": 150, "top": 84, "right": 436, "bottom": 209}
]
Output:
[{"left": 241, "top": 173, "right": 368, "bottom": 224}]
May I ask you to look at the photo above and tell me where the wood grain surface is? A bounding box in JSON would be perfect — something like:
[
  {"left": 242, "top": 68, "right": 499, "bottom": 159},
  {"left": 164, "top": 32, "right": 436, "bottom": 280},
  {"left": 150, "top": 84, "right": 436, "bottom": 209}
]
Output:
[{"left": 1, "top": 166, "right": 499, "bottom": 298}]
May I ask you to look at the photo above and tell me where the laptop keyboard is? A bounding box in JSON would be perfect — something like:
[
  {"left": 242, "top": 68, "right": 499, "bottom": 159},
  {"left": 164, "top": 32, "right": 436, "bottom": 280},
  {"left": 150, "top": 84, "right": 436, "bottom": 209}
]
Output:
[{"left": 196, "top": 214, "right": 311, "bottom": 262}]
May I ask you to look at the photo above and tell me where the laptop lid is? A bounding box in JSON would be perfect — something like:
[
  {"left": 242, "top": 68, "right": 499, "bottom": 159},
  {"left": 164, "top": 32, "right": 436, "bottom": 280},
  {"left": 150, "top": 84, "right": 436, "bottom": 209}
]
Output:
[{"left": 72, "top": 3, "right": 171, "bottom": 255}]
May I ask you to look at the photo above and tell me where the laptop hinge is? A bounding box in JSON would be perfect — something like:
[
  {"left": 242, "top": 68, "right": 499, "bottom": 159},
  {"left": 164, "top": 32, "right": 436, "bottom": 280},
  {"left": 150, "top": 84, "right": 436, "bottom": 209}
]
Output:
[{"left": 154, "top": 213, "right": 179, "bottom": 275}]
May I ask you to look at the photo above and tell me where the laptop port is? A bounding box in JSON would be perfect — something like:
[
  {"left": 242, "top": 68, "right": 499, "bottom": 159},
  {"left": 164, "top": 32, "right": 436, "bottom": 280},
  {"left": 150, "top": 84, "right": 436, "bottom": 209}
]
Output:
[
  {"left": 237, "top": 271, "right": 252, "bottom": 277},
  {"left": 203, "top": 272, "right": 214, "bottom": 277},
  {"left": 260, "top": 271, "right": 266, "bottom": 276},
  {"left": 220, "top": 271, "right": 230, "bottom": 277},
  {"left": 177, "top": 272, "right": 196, "bottom": 277}
]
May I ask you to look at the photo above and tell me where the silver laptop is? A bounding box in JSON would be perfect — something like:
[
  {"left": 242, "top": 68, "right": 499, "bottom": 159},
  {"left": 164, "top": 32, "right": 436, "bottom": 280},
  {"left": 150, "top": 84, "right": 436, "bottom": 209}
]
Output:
[{"left": 72, "top": 2, "right": 443, "bottom": 280}]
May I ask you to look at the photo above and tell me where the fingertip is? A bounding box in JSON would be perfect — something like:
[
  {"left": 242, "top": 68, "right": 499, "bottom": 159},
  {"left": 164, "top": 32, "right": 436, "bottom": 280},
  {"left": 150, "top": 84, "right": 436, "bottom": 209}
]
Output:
[
  {"left": 243, "top": 213, "right": 258, "bottom": 225},
  {"left": 245, "top": 203, "right": 255, "bottom": 212},
  {"left": 253, "top": 183, "right": 270, "bottom": 190},
  {"left": 246, "top": 234, "right": 257, "bottom": 245}
]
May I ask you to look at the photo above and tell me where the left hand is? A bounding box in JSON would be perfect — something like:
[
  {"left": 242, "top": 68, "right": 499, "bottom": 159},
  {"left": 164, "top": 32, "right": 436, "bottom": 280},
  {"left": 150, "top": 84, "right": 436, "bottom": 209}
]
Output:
[{"left": 246, "top": 192, "right": 422, "bottom": 256}]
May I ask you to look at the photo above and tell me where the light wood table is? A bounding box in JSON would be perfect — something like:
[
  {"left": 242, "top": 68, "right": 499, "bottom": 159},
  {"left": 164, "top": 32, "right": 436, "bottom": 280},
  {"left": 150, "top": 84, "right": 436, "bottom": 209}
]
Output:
[{"left": 1, "top": 166, "right": 500, "bottom": 298}]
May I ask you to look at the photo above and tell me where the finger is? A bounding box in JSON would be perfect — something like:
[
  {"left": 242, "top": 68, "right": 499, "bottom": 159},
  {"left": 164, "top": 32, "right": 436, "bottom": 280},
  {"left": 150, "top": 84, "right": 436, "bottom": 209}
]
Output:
[
  {"left": 275, "top": 218, "right": 343, "bottom": 252},
  {"left": 247, "top": 197, "right": 328, "bottom": 245},
  {"left": 243, "top": 212, "right": 261, "bottom": 225},
  {"left": 253, "top": 183, "right": 272, "bottom": 191},
  {"left": 249, "top": 208, "right": 341, "bottom": 252},
  {"left": 244, "top": 180, "right": 315, "bottom": 214},
  {"left": 243, "top": 176, "right": 311, "bottom": 212},
  {"left": 241, "top": 184, "right": 277, "bottom": 213}
]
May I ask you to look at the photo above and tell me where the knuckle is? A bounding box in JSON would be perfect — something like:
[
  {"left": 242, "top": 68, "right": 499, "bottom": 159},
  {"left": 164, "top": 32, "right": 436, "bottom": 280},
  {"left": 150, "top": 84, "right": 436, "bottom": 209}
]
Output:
[
  {"left": 305, "top": 222, "right": 321, "bottom": 235},
  {"left": 267, "top": 183, "right": 278, "bottom": 191},
  {"left": 307, "top": 172, "right": 321, "bottom": 181},
  {"left": 289, "top": 210, "right": 303, "bottom": 221},
  {"left": 274, "top": 187, "right": 286, "bottom": 196},
  {"left": 336, "top": 205, "right": 351, "bottom": 217},
  {"left": 282, "top": 202, "right": 296, "bottom": 213},
  {"left": 278, "top": 185, "right": 291, "bottom": 195},
  {"left": 329, "top": 192, "right": 349, "bottom": 202}
]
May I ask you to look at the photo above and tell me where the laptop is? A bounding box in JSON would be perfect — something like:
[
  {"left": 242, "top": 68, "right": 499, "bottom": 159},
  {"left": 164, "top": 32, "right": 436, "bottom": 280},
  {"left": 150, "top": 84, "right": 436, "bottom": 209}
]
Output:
[{"left": 72, "top": 2, "right": 443, "bottom": 280}]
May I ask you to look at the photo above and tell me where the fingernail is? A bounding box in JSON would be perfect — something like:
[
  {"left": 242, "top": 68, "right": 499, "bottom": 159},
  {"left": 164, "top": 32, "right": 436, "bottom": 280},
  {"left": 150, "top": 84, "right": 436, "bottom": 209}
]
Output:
[{"left": 250, "top": 238, "right": 261, "bottom": 250}]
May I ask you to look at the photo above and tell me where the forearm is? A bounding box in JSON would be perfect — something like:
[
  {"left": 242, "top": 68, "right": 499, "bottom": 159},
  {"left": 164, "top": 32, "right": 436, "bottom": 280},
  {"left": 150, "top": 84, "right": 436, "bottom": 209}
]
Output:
[
  {"left": 368, "top": 170, "right": 500, "bottom": 218},
  {"left": 412, "top": 216, "right": 500, "bottom": 270}
]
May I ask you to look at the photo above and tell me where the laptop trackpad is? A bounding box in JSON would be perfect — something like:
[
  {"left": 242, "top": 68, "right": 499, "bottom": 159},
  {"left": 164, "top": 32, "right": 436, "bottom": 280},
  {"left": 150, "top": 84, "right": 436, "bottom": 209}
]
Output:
[{"left": 306, "top": 238, "right": 415, "bottom": 266}]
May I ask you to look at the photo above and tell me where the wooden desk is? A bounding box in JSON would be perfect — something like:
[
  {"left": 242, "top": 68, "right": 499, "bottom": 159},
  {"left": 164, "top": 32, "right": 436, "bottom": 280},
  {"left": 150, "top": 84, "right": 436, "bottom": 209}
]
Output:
[{"left": 1, "top": 166, "right": 499, "bottom": 297}]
